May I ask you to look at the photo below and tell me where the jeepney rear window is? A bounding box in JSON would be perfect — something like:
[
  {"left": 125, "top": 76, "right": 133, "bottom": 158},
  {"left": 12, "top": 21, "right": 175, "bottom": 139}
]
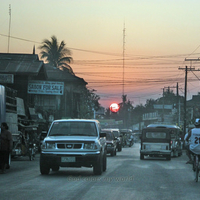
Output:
[{"left": 146, "top": 132, "right": 166, "bottom": 139}]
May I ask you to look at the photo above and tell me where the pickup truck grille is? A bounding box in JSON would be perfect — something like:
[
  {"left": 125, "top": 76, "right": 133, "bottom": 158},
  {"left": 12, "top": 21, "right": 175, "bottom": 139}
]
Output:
[{"left": 57, "top": 143, "right": 82, "bottom": 149}]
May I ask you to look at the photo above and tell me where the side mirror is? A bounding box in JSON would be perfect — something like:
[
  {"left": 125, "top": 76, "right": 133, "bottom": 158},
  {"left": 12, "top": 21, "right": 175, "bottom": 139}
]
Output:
[{"left": 100, "top": 132, "right": 106, "bottom": 138}]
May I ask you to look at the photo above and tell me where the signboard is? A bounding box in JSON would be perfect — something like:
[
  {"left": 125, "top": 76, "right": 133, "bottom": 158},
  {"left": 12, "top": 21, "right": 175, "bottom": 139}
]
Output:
[
  {"left": 99, "top": 119, "right": 116, "bottom": 126},
  {"left": 0, "top": 74, "right": 14, "bottom": 83},
  {"left": 153, "top": 105, "right": 173, "bottom": 110},
  {"left": 28, "top": 80, "right": 64, "bottom": 95}
]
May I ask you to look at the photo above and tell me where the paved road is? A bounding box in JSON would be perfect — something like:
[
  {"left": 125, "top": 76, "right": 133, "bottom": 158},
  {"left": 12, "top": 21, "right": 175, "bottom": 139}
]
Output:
[{"left": 1, "top": 143, "right": 200, "bottom": 200}]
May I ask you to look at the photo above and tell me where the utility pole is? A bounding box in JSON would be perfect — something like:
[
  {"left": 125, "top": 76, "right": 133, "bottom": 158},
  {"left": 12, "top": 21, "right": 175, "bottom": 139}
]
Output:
[
  {"left": 176, "top": 82, "right": 181, "bottom": 126},
  {"left": 122, "top": 24, "right": 126, "bottom": 128},
  {"left": 179, "top": 58, "right": 200, "bottom": 135},
  {"left": 162, "top": 85, "right": 181, "bottom": 125},
  {"left": 7, "top": 4, "right": 11, "bottom": 53},
  {"left": 122, "top": 23, "right": 125, "bottom": 97}
]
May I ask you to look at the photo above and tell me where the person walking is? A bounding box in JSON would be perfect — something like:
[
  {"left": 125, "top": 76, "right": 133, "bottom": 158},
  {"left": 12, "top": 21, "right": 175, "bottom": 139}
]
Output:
[{"left": 0, "top": 122, "right": 13, "bottom": 173}]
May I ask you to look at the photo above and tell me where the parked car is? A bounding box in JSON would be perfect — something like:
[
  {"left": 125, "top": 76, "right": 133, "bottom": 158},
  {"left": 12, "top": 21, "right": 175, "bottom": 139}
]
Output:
[
  {"left": 40, "top": 119, "right": 107, "bottom": 175},
  {"left": 102, "top": 129, "right": 117, "bottom": 156},
  {"left": 140, "top": 126, "right": 172, "bottom": 160}
]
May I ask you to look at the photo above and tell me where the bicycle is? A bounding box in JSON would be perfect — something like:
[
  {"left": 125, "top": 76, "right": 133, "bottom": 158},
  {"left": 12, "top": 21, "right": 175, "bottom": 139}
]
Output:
[{"left": 192, "top": 153, "right": 200, "bottom": 182}]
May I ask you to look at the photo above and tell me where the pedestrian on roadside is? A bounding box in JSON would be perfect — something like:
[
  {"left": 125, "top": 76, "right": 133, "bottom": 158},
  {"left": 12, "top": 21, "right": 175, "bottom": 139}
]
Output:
[{"left": 0, "top": 122, "right": 13, "bottom": 174}]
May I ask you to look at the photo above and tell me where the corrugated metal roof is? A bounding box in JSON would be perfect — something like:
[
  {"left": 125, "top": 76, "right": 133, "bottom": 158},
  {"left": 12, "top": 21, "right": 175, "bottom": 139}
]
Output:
[
  {"left": 44, "top": 64, "right": 87, "bottom": 85},
  {"left": 0, "top": 53, "right": 43, "bottom": 75},
  {"left": 0, "top": 53, "right": 87, "bottom": 85}
]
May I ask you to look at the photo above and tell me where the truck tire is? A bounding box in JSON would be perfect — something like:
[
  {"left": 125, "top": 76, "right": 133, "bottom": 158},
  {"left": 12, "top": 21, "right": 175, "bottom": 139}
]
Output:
[
  {"left": 40, "top": 158, "right": 50, "bottom": 175},
  {"left": 111, "top": 149, "right": 115, "bottom": 157},
  {"left": 140, "top": 153, "right": 144, "bottom": 160},
  {"left": 118, "top": 145, "right": 122, "bottom": 152},
  {"left": 6, "top": 153, "right": 11, "bottom": 169},
  {"left": 52, "top": 166, "right": 60, "bottom": 172},
  {"left": 93, "top": 155, "right": 103, "bottom": 175},
  {"left": 103, "top": 152, "right": 107, "bottom": 172},
  {"left": 166, "top": 155, "right": 171, "bottom": 161}
]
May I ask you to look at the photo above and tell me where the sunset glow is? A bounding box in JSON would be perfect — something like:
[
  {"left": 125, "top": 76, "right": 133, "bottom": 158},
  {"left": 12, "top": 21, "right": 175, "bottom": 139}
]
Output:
[{"left": 1, "top": 1, "right": 200, "bottom": 108}]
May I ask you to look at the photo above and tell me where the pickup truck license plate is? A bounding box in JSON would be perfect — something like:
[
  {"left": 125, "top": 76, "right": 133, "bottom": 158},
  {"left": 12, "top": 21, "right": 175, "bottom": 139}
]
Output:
[{"left": 61, "top": 157, "right": 75, "bottom": 162}]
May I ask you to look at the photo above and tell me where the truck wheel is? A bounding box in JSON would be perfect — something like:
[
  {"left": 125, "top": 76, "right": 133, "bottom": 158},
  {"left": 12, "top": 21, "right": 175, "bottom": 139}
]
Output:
[
  {"left": 178, "top": 151, "right": 182, "bottom": 157},
  {"left": 166, "top": 155, "right": 171, "bottom": 161},
  {"left": 93, "top": 155, "right": 103, "bottom": 175},
  {"left": 52, "top": 166, "right": 60, "bottom": 172},
  {"left": 40, "top": 164, "right": 50, "bottom": 175},
  {"left": 40, "top": 158, "right": 50, "bottom": 175},
  {"left": 103, "top": 152, "right": 107, "bottom": 172},
  {"left": 140, "top": 153, "right": 144, "bottom": 160},
  {"left": 118, "top": 145, "right": 122, "bottom": 152},
  {"left": 114, "top": 148, "right": 117, "bottom": 156},
  {"left": 111, "top": 150, "right": 115, "bottom": 157},
  {"left": 6, "top": 153, "right": 11, "bottom": 169}
]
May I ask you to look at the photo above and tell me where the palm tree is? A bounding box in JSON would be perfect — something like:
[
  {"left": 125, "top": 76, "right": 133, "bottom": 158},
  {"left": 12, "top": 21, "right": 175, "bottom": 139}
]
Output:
[{"left": 39, "top": 35, "right": 74, "bottom": 74}]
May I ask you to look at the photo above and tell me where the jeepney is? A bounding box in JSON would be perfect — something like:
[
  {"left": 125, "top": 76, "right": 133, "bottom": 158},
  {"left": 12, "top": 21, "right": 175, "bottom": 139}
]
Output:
[
  {"left": 147, "top": 124, "right": 182, "bottom": 157},
  {"left": 140, "top": 126, "right": 172, "bottom": 160}
]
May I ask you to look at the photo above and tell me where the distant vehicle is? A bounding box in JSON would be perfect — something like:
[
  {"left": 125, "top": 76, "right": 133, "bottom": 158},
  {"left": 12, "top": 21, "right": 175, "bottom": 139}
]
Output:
[
  {"left": 101, "top": 129, "right": 117, "bottom": 156},
  {"left": 102, "top": 128, "right": 122, "bottom": 151},
  {"left": 120, "top": 129, "right": 134, "bottom": 147},
  {"left": 140, "top": 126, "right": 172, "bottom": 160},
  {"left": 147, "top": 124, "right": 182, "bottom": 157},
  {"left": 40, "top": 119, "right": 107, "bottom": 175}
]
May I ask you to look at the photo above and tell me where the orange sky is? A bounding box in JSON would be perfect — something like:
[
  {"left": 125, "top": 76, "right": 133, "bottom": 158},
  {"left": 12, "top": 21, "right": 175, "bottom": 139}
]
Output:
[{"left": 1, "top": 1, "right": 200, "bottom": 108}]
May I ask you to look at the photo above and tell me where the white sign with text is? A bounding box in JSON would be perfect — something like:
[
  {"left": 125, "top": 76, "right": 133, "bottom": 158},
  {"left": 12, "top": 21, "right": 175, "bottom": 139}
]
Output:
[{"left": 28, "top": 80, "right": 64, "bottom": 95}]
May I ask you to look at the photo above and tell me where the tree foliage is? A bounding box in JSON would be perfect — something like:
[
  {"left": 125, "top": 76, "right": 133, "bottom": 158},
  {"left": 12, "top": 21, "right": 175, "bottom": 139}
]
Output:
[
  {"left": 39, "top": 35, "right": 74, "bottom": 74},
  {"left": 79, "top": 88, "right": 100, "bottom": 118}
]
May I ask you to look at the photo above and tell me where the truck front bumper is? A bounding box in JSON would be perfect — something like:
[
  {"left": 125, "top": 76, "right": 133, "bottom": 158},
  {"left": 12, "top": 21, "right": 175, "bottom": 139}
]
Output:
[{"left": 40, "top": 151, "right": 101, "bottom": 168}]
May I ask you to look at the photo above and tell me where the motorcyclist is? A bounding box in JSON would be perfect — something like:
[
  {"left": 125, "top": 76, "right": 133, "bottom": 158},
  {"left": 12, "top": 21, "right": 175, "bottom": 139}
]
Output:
[{"left": 186, "top": 118, "right": 200, "bottom": 164}]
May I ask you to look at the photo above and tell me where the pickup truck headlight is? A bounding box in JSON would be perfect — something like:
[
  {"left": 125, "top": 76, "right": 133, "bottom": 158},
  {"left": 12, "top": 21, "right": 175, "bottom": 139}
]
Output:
[
  {"left": 83, "top": 143, "right": 97, "bottom": 149},
  {"left": 46, "top": 142, "right": 56, "bottom": 149}
]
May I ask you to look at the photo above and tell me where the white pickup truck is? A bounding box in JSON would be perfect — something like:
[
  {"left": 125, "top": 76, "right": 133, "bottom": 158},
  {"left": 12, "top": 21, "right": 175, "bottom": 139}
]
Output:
[{"left": 40, "top": 119, "right": 107, "bottom": 175}]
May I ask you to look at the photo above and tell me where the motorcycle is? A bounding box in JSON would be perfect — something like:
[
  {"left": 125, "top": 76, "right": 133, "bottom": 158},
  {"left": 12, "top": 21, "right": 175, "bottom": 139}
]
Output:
[
  {"left": 128, "top": 138, "right": 134, "bottom": 147},
  {"left": 28, "top": 142, "right": 36, "bottom": 161}
]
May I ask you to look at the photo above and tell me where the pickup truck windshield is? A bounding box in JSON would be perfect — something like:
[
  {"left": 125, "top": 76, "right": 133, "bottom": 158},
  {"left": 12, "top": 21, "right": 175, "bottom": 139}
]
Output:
[{"left": 49, "top": 121, "right": 98, "bottom": 136}]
